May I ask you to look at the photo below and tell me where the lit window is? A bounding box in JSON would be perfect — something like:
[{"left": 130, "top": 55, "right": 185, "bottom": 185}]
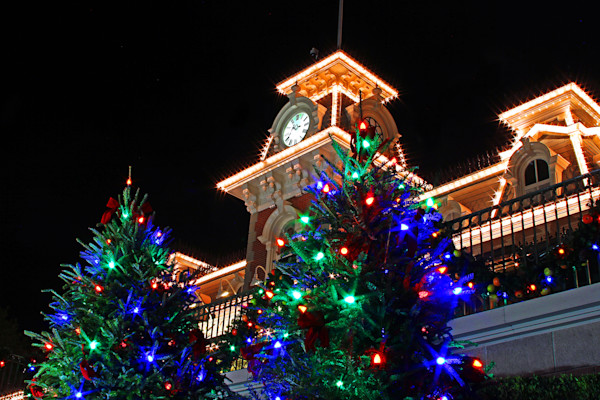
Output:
[{"left": 524, "top": 159, "right": 549, "bottom": 186}]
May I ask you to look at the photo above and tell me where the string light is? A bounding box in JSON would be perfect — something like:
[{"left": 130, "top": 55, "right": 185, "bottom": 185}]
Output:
[
  {"left": 340, "top": 247, "right": 349, "bottom": 255},
  {"left": 344, "top": 295, "right": 356, "bottom": 304},
  {"left": 365, "top": 196, "right": 375, "bottom": 206},
  {"left": 276, "top": 238, "right": 286, "bottom": 247}
]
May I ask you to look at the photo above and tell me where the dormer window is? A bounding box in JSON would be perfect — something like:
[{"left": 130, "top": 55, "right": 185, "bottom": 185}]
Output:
[{"left": 524, "top": 159, "right": 550, "bottom": 186}]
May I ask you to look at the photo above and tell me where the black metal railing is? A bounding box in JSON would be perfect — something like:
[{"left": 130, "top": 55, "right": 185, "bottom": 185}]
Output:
[
  {"left": 193, "top": 291, "right": 253, "bottom": 372},
  {"left": 446, "top": 170, "right": 600, "bottom": 272},
  {"left": 447, "top": 170, "right": 600, "bottom": 316}
]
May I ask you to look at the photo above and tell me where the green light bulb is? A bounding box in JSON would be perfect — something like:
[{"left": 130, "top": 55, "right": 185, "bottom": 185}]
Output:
[
  {"left": 292, "top": 290, "right": 302, "bottom": 300},
  {"left": 344, "top": 295, "right": 355, "bottom": 304},
  {"left": 352, "top": 171, "right": 359, "bottom": 179},
  {"left": 362, "top": 140, "right": 370, "bottom": 148},
  {"left": 108, "top": 261, "right": 115, "bottom": 269},
  {"left": 426, "top": 198, "right": 434, "bottom": 207},
  {"left": 230, "top": 345, "right": 235, "bottom": 352},
  {"left": 314, "top": 252, "right": 325, "bottom": 261},
  {"left": 300, "top": 216, "right": 310, "bottom": 224},
  {"left": 336, "top": 380, "right": 343, "bottom": 388},
  {"left": 89, "top": 341, "right": 98, "bottom": 350}
]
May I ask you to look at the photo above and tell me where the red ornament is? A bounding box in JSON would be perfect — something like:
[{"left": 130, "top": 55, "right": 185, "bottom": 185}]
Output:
[
  {"left": 80, "top": 359, "right": 99, "bottom": 380},
  {"left": 232, "top": 329, "right": 238, "bottom": 336},
  {"left": 241, "top": 342, "right": 266, "bottom": 375},
  {"left": 583, "top": 214, "right": 594, "bottom": 224}
]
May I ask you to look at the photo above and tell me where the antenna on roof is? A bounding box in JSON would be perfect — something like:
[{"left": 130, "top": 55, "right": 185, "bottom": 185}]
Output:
[{"left": 337, "top": 0, "right": 344, "bottom": 50}]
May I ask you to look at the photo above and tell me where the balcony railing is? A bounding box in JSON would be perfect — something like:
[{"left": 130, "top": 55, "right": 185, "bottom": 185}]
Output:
[
  {"left": 446, "top": 170, "right": 600, "bottom": 316},
  {"left": 193, "top": 291, "right": 253, "bottom": 371},
  {"left": 446, "top": 170, "right": 600, "bottom": 273}
]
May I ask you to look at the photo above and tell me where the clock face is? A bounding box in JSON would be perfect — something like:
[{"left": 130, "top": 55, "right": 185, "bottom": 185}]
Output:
[{"left": 283, "top": 112, "right": 310, "bottom": 147}]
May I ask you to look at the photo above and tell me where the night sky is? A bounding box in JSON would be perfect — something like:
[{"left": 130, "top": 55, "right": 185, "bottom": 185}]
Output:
[{"left": 2, "top": 1, "right": 599, "bottom": 334}]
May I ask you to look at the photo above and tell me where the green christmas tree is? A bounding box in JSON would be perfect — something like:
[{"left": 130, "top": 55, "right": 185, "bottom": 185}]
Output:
[
  {"left": 26, "top": 187, "right": 238, "bottom": 399},
  {"left": 226, "top": 129, "right": 488, "bottom": 399}
]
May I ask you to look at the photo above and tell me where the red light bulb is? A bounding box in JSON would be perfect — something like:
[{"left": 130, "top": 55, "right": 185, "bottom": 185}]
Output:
[
  {"left": 138, "top": 216, "right": 144, "bottom": 224},
  {"left": 94, "top": 284, "right": 103, "bottom": 293},
  {"left": 365, "top": 196, "right": 375, "bottom": 206},
  {"left": 340, "top": 247, "right": 349, "bottom": 255},
  {"left": 126, "top": 177, "right": 132, "bottom": 186},
  {"left": 298, "top": 305, "right": 307, "bottom": 314},
  {"left": 164, "top": 382, "right": 172, "bottom": 391},
  {"left": 472, "top": 359, "right": 483, "bottom": 368},
  {"left": 276, "top": 238, "right": 285, "bottom": 247},
  {"left": 44, "top": 343, "right": 53, "bottom": 351},
  {"left": 373, "top": 353, "right": 382, "bottom": 365},
  {"left": 322, "top": 183, "right": 330, "bottom": 193},
  {"left": 265, "top": 291, "right": 274, "bottom": 299},
  {"left": 359, "top": 120, "right": 367, "bottom": 131}
]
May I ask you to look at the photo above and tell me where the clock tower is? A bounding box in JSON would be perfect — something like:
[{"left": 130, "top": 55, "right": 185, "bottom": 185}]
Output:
[{"left": 217, "top": 50, "right": 404, "bottom": 289}]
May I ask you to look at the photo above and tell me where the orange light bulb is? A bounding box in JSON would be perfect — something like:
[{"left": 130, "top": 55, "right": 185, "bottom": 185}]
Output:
[
  {"left": 437, "top": 266, "right": 447, "bottom": 274},
  {"left": 558, "top": 248, "right": 565, "bottom": 255},
  {"left": 322, "top": 183, "right": 330, "bottom": 193},
  {"left": 359, "top": 121, "right": 367, "bottom": 130},
  {"left": 472, "top": 359, "right": 483, "bottom": 368},
  {"left": 265, "top": 291, "right": 274, "bottom": 299},
  {"left": 126, "top": 178, "right": 132, "bottom": 186},
  {"left": 298, "top": 305, "right": 308, "bottom": 314},
  {"left": 373, "top": 353, "right": 382, "bottom": 365}
]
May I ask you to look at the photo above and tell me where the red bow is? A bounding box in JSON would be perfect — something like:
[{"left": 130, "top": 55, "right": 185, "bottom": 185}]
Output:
[
  {"left": 297, "top": 310, "right": 329, "bottom": 352},
  {"left": 241, "top": 342, "right": 266, "bottom": 375},
  {"left": 189, "top": 329, "right": 207, "bottom": 360},
  {"left": 29, "top": 379, "right": 44, "bottom": 399},
  {"left": 80, "top": 359, "right": 99, "bottom": 380},
  {"left": 101, "top": 197, "right": 119, "bottom": 224},
  {"left": 132, "top": 202, "right": 153, "bottom": 223}
]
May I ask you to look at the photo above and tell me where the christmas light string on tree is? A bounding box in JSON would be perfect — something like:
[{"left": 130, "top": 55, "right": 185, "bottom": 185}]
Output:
[
  {"left": 26, "top": 173, "right": 239, "bottom": 399},
  {"left": 225, "top": 127, "right": 489, "bottom": 399}
]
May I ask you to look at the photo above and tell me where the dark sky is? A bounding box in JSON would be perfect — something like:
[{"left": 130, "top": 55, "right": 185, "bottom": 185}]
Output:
[{"left": 2, "top": 1, "right": 599, "bottom": 334}]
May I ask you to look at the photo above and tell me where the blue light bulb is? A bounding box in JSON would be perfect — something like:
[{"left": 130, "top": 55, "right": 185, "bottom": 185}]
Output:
[{"left": 436, "top": 357, "right": 446, "bottom": 365}]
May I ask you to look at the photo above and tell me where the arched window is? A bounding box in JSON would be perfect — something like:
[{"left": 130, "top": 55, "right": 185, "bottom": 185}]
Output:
[
  {"left": 276, "top": 220, "right": 298, "bottom": 264},
  {"left": 524, "top": 159, "right": 550, "bottom": 186}
]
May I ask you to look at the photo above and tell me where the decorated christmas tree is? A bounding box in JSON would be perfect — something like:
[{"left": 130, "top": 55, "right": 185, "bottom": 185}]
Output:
[
  {"left": 226, "top": 126, "right": 488, "bottom": 399},
  {"left": 26, "top": 186, "right": 238, "bottom": 399}
]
